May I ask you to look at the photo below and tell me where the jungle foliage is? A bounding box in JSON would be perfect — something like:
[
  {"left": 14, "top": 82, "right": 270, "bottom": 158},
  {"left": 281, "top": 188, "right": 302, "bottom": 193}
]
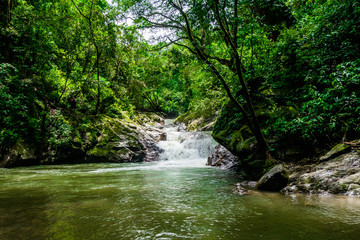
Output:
[{"left": 1, "top": 0, "right": 359, "bottom": 164}]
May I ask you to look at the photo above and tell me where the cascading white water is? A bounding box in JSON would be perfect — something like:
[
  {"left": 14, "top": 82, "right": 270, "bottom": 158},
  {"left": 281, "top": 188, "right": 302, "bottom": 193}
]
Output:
[
  {"left": 91, "top": 119, "right": 216, "bottom": 172},
  {"left": 156, "top": 119, "right": 216, "bottom": 168}
]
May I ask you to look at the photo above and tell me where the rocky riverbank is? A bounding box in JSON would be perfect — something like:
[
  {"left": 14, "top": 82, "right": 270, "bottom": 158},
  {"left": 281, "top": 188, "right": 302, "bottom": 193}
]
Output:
[
  {"left": 0, "top": 112, "right": 166, "bottom": 168},
  {"left": 282, "top": 144, "right": 360, "bottom": 195},
  {"left": 208, "top": 141, "right": 360, "bottom": 196}
]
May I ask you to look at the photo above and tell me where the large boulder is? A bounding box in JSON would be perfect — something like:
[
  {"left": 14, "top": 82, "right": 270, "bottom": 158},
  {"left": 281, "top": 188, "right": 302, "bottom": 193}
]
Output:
[
  {"left": 256, "top": 164, "right": 289, "bottom": 191},
  {"left": 136, "top": 112, "right": 165, "bottom": 126},
  {"left": 283, "top": 151, "right": 360, "bottom": 195},
  {"left": 0, "top": 114, "right": 165, "bottom": 167},
  {"left": 174, "top": 106, "right": 219, "bottom": 132},
  {"left": 0, "top": 142, "right": 38, "bottom": 167},
  {"left": 234, "top": 181, "right": 257, "bottom": 195},
  {"left": 207, "top": 144, "right": 239, "bottom": 171},
  {"left": 85, "top": 116, "right": 162, "bottom": 163}
]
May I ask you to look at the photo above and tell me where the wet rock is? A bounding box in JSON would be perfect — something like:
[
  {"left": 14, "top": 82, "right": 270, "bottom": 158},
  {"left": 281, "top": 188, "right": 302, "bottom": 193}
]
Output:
[
  {"left": 159, "top": 132, "right": 167, "bottom": 141},
  {"left": 199, "top": 120, "right": 216, "bottom": 131},
  {"left": 177, "top": 123, "right": 187, "bottom": 132},
  {"left": 137, "top": 112, "right": 165, "bottom": 125},
  {"left": 45, "top": 143, "right": 86, "bottom": 165},
  {"left": 239, "top": 181, "right": 257, "bottom": 190},
  {"left": 0, "top": 142, "right": 38, "bottom": 167},
  {"left": 320, "top": 143, "right": 351, "bottom": 162},
  {"left": 235, "top": 183, "right": 249, "bottom": 195},
  {"left": 256, "top": 164, "right": 289, "bottom": 191},
  {"left": 282, "top": 183, "right": 314, "bottom": 194},
  {"left": 146, "top": 127, "right": 167, "bottom": 142},
  {"left": 1, "top": 115, "right": 166, "bottom": 167},
  {"left": 207, "top": 144, "right": 239, "bottom": 171},
  {"left": 234, "top": 181, "right": 258, "bottom": 195},
  {"left": 67, "top": 116, "right": 164, "bottom": 164},
  {"left": 346, "top": 187, "right": 360, "bottom": 196},
  {"left": 284, "top": 152, "right": 360, "bottom": 195},
  {"left": 141, "top": 135, "right": 164, "bottom": 162}
]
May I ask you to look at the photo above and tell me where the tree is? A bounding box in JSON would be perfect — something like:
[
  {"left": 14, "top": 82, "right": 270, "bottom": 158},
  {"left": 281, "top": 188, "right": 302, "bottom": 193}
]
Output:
[
  {"left": 0, "top": 0, "right": 14, "bottom": 28},
  {"left": 126, "top": 0, "right": 270, "bottom": 157},
  {"left": 71, "top": 0, "right": 104, "bottom": 114}
]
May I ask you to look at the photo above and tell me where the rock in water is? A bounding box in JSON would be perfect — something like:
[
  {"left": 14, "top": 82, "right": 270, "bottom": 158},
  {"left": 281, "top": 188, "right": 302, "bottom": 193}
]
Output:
[
  {"left": 234, "top": 181, "right": 257, "bottom": 195},
  {"left": 239, "top": 181, "right": 257, "bottom": 190},
  {"left": 177, "top": 123, "right": 187, "bottom": 132},
  {"left": 235, "top": 183, "right": 248, "bottom": 195},
  {"left": 207, "top": 144, "right": 239, "bottom": 171},
  {"left": 283, "top": 152, "right": 360, "bottom": 195},
  {"left": 0, "top": 115, "right": 165, "bottom": 167},
  {"left": 256, "top": 164, "right": 289, "bottom": 191}
]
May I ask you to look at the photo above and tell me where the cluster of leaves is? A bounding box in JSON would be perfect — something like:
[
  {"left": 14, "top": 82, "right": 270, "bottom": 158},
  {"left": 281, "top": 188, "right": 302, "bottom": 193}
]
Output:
[
  {"left": 0, "top": 0, "right": 122, "bottom": 153},
  {"left": 1, "top": 0, "right": 214, "bottom": 156},
  {"left": 265, "top": 0, "right": 360, "bottom": 145},
  {"left": 2, "top": 0, "right": 360, "bottom": 161},
  {"left": 0, "top": 63, "right": 41, "bottom": 149}
]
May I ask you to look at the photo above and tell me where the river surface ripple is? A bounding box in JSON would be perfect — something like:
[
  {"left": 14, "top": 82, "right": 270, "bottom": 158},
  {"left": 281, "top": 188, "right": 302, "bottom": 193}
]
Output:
[{"left": 1, "top": 120, "right": 360, "bottom": 239}]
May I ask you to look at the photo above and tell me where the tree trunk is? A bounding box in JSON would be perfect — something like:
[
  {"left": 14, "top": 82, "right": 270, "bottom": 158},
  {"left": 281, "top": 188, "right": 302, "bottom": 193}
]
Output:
[
  {"left": 213, "top": 0, "right": 268, "bottom": 154},
  {"left": 94, "top": 50, "right": 101, "bottom": 114}
]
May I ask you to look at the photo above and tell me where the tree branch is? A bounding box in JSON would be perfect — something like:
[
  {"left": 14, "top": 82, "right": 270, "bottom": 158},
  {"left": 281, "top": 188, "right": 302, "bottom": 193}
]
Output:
[
  {"left": 70, "top": 0, "right": 89, "bottom": 20},
  {"left": 151, "top": 37, "right": 188, "bottom": 51}
]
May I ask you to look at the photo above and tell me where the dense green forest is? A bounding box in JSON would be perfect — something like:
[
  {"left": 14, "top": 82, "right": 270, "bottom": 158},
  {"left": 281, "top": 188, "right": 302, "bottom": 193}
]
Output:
[{"left": 1, "top": 0, "right": 359, "bottom": 175}]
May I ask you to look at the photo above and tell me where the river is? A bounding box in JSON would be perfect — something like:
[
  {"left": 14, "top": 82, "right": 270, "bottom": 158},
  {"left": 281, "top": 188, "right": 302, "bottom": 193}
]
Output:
[{"left": 1, "top": 121, "right": 360, "bottom": 239}]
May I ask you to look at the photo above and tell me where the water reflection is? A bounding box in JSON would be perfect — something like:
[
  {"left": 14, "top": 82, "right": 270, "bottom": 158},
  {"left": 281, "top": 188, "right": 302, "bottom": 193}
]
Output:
[
  {"left": 1, "top": 164, "right": 360, "bottom": 240},
  {"left": 0, "top": 121, "right": 359, "bottom": 239}
]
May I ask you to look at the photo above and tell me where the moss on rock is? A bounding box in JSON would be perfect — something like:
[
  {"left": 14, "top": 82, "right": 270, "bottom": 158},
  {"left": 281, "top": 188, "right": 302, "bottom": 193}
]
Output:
[
  {"left": 320, "top": 143, "right": 351, "bottom": 162},
  {"left": 1, "top": 112, "right": 164, "bottom": 167},
  {"left": 212, "top": 102, "right": 267, "bottom": 179}
]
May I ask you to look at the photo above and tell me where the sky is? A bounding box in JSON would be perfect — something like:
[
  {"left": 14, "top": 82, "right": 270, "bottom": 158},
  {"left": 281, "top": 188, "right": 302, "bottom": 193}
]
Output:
[{"left": 105, "top": 0, "right": 168, "bottom": 43}]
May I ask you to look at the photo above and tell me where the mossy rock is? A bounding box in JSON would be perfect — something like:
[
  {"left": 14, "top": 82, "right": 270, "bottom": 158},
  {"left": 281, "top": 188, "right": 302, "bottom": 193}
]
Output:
[
  {"left": 256, "top": 164, "right": 289, "bottom": 191},
  {"left": 1, "top": 112, "right": 162, "bottom": 167},
  {"left": 212, "top": 121, "right": 253, "bottom": 157},
  {"left": 212, "top": 101, "right": 270, "bottom": 179},
  {"left": 0, "top": 142, "right": 38, "bottom": 167},
  {"left": 136, "top": 112, "right": 165, "bottom": 125},
  {"left": 51, "top": 115, "right": 151, "bottom": 164},
  {"left": 320, "top": 143, "right": 351, "bottom": 162},
  {"left": 44, "top": 144, "right": 86, "bottom": 165},
  {"left": 84, "top": 116, "right": 147, "bottom": 163},
  {"left": 187, "top": 117, "right": 204, "bottom": 131},
  {"left": 175, "top": 103, "right": 219, "bottom": 131},
  {"left": 87, "top": 143, "right": 145, "bottom": 163}
]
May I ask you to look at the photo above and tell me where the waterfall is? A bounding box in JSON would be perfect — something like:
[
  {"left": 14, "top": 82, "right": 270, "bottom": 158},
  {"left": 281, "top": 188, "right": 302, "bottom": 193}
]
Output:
[
  {"left": 91, "top": 119, "right": 216, "bottom": 172},
  {"left": 156, "top": 119, "right": 216, "bottom": 168}
]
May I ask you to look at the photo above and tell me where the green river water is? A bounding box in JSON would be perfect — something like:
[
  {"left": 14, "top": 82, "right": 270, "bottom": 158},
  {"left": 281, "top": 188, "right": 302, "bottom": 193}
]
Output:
[{"left": 1, "top": 123, "right": 359, "bottom": 239}]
